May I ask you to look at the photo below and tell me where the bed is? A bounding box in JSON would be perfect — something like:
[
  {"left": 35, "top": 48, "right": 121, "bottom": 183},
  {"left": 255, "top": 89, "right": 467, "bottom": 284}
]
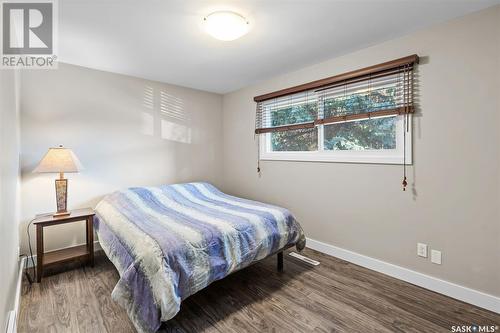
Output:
[{"left": 94, "top": 182, "right": 305, "bottom": 333}]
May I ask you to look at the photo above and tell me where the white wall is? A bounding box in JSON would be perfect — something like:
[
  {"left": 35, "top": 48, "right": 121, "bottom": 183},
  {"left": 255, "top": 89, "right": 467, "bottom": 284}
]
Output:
[
  {"left": 0, "top": 69, "right": 21, "bottom": 329},
  {"left": 20, "top": 63, "right": 223, "bottom": 253},
  {"left": 222, "top": 6, "right": 500, "bottom": 296}
]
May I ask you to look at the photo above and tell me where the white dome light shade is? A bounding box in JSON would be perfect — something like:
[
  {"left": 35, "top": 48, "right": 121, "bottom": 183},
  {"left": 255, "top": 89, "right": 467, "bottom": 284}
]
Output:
[{"left": 203, "top": 11, "right": 249, "bottom": 41}]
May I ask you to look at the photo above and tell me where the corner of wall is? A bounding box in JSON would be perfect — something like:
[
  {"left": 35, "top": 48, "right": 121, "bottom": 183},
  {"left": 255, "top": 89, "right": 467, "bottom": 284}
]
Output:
[{"left": 0, "top": 68, "right": 22, "bottom": 332}]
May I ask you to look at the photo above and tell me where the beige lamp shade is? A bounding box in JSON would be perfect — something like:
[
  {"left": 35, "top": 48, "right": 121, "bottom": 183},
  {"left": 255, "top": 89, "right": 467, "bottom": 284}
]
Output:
[{"left": 33, "top": 145, "right": 84, "bottom": 173}]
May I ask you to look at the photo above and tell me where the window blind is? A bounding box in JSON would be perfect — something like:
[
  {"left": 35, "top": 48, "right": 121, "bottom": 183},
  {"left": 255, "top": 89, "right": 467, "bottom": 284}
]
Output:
[
  {"left": 254, "top": 55, "right": 417, "bottom": 134},
  {"left": 255, "top": 91, "right": 317, "bottom": 134}
]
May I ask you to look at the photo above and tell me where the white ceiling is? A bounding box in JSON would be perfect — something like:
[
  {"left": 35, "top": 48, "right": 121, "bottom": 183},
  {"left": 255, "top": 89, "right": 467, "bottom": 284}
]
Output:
[{"left": 59, "top": 0, "right": 500, "bottom": 94}]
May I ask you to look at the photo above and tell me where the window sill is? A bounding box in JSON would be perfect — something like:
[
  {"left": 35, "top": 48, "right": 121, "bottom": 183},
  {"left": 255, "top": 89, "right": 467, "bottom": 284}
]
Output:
[{"left": 260, "top": 151, "right": 413, "bottom": 165}]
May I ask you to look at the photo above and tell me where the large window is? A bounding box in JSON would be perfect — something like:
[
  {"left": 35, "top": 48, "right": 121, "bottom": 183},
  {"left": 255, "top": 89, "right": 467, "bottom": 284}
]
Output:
[{"left": 255, "top": 56, "right": 416, "bottom": 164}]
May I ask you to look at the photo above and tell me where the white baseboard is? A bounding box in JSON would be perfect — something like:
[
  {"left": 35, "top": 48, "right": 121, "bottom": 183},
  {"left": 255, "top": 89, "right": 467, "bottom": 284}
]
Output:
[
  {"left": 306, "top": 238, "right": 500, "bottom": 314},
  {"left": 6, "top": 257, "right": 26, "bottom": 333},
  {"left": 25, "top": 241, "right": 101, "bottom": 268}
]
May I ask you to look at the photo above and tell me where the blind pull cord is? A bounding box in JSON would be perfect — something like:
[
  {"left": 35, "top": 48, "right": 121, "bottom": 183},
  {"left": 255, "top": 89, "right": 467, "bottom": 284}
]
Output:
[
  {"left": 255, "top": 133, "right": 261, "bottom": 175},
  {"left": 402, "top": 65, "right": 409, "bottom": 191},
  {"left": 402, "top": 114, "right": 407, "bottom": 191}
]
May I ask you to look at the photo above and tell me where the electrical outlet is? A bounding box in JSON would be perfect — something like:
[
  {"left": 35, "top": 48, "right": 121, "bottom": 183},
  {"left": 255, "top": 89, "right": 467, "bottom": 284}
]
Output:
[
  {"left": 431, "top": 250, "right": 442, "bottom": 264},
  {"left": 417, "top": 243, "right": 428, "bottom": 258}
]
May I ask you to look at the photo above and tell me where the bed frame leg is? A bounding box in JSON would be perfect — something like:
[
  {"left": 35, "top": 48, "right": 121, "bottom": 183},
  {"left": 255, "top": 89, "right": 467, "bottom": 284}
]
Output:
[{"left": 277, "top": 251, "right": 283, "bottom": 272}]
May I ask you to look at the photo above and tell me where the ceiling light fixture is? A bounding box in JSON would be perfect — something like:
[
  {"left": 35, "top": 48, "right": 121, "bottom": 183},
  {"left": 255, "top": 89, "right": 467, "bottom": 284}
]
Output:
[{"left": 203, "top": 11, "right": 250, "bottom": 41}]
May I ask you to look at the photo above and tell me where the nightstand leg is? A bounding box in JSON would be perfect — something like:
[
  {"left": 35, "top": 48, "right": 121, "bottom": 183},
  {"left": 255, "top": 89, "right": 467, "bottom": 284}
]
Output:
[
  {"left": 87, "top": 216, "right": 94, "bottom": 267},
  {"left": 36, "top": 225, "right": 43, "bottom": 282}
]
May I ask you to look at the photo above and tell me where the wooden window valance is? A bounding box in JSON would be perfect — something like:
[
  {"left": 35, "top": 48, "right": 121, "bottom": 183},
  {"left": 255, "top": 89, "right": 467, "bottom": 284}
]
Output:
[{"left": 254, "top": 54, "right": 419, "bottom": 134}]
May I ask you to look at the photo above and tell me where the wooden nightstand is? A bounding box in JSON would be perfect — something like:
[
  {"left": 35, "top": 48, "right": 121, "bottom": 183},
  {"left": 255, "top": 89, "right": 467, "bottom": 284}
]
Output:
[{"left": 33, "top": 208, "right": 95, "bottom": 282}]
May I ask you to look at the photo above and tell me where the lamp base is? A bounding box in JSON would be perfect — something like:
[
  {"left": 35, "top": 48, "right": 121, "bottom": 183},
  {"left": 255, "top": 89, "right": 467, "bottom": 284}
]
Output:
[{"left": 55, "top": 178, "right": 68, "bottom": 216}]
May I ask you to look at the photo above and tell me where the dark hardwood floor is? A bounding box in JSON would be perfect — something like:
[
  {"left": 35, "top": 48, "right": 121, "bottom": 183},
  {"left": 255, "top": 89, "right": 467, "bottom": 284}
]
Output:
[{"left": 19, "top": 248, "right": 500, "bottom": 333}]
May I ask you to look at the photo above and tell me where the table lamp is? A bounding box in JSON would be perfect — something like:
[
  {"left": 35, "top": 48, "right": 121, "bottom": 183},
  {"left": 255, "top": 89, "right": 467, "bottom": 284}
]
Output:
[{"left": 34, "top": 145, "right": 83, "bottom": 217}]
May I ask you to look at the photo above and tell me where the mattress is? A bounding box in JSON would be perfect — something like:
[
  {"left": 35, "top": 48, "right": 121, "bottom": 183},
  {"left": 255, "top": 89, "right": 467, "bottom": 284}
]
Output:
[{"left": 94, "top": 182, "right": 305, "bottom": 333}]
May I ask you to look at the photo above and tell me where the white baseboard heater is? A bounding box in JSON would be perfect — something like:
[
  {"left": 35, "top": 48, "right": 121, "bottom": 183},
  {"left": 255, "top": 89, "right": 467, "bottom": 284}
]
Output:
[
  {"left": 5, "top": 257, "right": 26, "bottom": 333},
  {"left": 5, "top": 310, "right": 16, "bottom": 333}
]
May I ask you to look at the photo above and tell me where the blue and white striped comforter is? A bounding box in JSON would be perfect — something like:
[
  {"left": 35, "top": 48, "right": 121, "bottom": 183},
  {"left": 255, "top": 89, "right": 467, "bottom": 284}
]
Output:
[{"left": 94, "top": 182, "right": 305, "bottom": 333}]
